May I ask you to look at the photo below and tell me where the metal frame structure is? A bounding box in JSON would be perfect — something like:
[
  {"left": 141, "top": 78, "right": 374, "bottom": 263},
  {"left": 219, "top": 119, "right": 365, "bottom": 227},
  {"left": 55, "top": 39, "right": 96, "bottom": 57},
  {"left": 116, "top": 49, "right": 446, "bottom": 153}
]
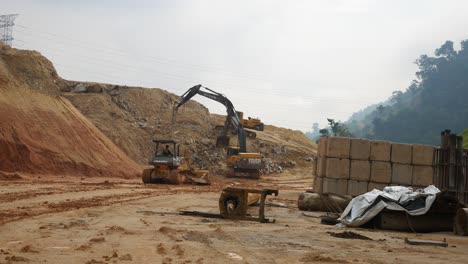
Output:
[
  {"left": 0, "top": 14, "right": 18, "bottom": 46},
  {"left": 433, "top": 130, "right": 468, "bottom": 205}
]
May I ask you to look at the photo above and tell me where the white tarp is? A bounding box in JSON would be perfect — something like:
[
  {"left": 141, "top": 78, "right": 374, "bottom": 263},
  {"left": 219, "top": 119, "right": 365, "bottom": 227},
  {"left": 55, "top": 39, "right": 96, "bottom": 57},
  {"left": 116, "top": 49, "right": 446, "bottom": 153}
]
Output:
[{"left": 339, "top": 185, "right": 440, "bottom": 227}]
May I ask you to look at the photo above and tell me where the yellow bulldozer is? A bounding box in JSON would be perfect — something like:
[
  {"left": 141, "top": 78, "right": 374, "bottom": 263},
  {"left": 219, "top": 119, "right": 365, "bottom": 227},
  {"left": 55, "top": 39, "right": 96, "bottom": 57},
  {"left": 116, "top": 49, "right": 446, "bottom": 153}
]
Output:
[{"left": 142, "top": 139, "right": 210, "bottom": 184}]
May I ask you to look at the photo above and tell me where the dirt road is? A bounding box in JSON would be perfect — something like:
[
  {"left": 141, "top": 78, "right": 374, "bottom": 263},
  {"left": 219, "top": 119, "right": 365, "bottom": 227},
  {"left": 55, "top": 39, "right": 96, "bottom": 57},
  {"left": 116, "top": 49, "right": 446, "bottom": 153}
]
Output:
[{"left": 0, "top": 174, "right": 467, "bottom": 264}]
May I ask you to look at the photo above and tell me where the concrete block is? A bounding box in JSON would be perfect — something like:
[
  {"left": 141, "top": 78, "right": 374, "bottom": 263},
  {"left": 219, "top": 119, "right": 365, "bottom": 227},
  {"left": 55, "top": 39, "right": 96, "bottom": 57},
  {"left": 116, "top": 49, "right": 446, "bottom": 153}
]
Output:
[
  {"left": 313, "top": 176, "right": 323, "bottom": 193},
  {"left": 392, "top": 164, "right": 413, "bottom": 185},
  {"left": 412, "top": 165, "right": 433, "bottom": 186},
  {"left": 323, "top": 178, "right": 348, "bottom": 195},
  {"left": 412, "top": 144, "right": 434, "bottom": 166},
  {"left": 367, "top": 182, "right": 388, "bottom": 191},
  {"left": 370, "top": 141, "right": 391, "bottom": 161},
  {"left": 326, "top": 137, "right": 350, "bottom": 158},
  {"left": 317, "top": 137, "right": 328, "bottom": 157},
  {"left": 350, "top": 160, "right": 370, "bottom": 181},
  {"left": 325, "top": 158, "right": 350, "bottom": 179},
  {"left": 370, "top": 161, "right": 392, "bottom": 184},
  {"left": 350, "top": 138, "right": 371, "bottom": 160},
  {"left": 347, "top": 180, "right": 368, "bottom": 197},
  {"left": 312, "top": 160, "right": 317, "bottom": 176},
  {"left": 316, "top": 157, "right": 327, "bottom": 177},
  {"left": 391, "top": 143, "right": 412, "bottom": 164}
]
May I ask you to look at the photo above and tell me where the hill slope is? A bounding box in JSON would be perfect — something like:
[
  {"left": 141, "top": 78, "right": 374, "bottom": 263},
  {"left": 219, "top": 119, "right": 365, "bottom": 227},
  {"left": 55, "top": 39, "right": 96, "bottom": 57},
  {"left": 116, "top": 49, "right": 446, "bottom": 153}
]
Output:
[
  {"left": 63, "top": 87, "right": 317, "bottom": 171},
  {"left": 0, "top": 43, "right": 316, "bottom": 177},
  {"left": 0, "top": 43, "right": 140, "bottom": 178},
  {"left": 346, "top": 40, "right": 468, "bottom": 145}
]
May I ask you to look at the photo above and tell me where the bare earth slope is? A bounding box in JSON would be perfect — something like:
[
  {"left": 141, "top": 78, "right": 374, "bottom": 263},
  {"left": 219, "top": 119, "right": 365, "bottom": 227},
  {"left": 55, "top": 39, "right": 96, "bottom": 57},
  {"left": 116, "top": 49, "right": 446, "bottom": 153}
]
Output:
[
  {"left": 64, "top": 89, "right": 317, "bottom": 172},
  {"left": 63, "top": 86, "right": 222, "bottom": 168},
  {"left": 0, "top": 43, "right": 315, "bottom": 178},
  {"left": 0, "top": 43, "right": 140, "bottom": 178}
]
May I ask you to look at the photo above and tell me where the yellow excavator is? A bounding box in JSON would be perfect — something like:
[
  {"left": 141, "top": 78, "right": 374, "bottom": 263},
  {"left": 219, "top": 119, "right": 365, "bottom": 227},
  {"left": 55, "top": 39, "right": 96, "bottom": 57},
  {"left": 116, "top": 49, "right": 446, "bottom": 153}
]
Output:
[
  {"left": 237, "top": 111, "right": 264, "bottom": 131},
  {"left": 174, "top": 85, "right": 266, "bottom": 178}
]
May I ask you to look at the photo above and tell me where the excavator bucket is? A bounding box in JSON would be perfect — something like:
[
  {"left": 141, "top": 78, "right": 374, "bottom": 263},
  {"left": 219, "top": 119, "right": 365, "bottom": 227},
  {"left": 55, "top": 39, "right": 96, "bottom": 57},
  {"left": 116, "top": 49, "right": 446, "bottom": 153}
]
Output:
[{"left": 216, "top": 136, "right": 230, "bottom": 147}]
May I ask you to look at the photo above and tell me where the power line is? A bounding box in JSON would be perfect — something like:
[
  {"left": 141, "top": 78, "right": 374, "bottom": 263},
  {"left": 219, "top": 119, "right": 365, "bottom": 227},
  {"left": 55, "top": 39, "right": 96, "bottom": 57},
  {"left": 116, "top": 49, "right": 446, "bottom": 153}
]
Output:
[
  {"left": 14, "top": 24, "right": 388, "bottom": 103},
  {"left": 15, "top": 37, "right": 379, "bottom": 106},
  {"left": 15, "top": 24, "right": 270, "bottom": 82}
]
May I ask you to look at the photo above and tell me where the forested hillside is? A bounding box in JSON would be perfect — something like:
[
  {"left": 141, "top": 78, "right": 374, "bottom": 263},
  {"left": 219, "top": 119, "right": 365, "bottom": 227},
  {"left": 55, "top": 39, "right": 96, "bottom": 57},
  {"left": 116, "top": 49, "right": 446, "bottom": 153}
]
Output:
[{"left": 347, "top": 40, "right": 468, "bottom": 145}]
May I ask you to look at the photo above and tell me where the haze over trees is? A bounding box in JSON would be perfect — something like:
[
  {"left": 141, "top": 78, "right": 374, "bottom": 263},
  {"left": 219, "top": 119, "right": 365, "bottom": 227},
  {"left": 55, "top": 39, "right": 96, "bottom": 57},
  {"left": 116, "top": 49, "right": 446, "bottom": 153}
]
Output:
[{"left": 342, "top": 40, "right": 468, "bottom": 145}]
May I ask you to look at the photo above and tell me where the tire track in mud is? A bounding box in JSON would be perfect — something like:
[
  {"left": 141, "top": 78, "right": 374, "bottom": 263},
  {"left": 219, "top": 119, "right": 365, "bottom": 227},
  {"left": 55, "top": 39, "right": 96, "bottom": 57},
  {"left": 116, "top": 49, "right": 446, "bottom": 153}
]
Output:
[
  {"left": 0, "top": 189, "right": 162, "bottom": 225},
  {"left": 0, "top": 185, "right": 115, "bottom": 203},
  {"left": 0, "top": 183, "right": 218, "bottom": 226}
]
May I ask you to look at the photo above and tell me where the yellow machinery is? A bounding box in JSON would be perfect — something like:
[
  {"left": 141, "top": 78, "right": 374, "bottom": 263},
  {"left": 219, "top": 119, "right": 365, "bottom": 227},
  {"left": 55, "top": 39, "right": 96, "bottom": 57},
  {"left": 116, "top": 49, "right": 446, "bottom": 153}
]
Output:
[
  {"left": 237, "top": 111, "right": 264, "bottom": 131},
  {"left": 225, "top": 147, "right": 264, "bottom": 179},
  {"left": 180, "top": 187, "right": 279, "bottom": 223},
  {"left": 174, "top": 85, "right": 266, "bottom": 178},
  {"left": 142, "top": 139, "right": 209, "bottom": 185}
]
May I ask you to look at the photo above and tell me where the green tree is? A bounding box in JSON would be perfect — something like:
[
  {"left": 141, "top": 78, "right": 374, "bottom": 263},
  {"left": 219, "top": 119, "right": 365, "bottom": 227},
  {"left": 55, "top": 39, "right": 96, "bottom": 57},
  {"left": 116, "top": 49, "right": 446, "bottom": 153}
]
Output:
[
  {"left": 320, "top": 118, "right": 353, "bottom": 137},
  {"left": 351, "top": 39, "right": 468, "bottom": 145}
]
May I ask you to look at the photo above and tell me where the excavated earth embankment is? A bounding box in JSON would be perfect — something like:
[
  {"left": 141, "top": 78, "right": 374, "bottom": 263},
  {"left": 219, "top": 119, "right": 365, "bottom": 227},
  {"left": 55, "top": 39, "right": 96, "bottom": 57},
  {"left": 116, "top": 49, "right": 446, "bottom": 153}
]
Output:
[{"left": 0, "top": 43, "right": 316, "bottom": 178}]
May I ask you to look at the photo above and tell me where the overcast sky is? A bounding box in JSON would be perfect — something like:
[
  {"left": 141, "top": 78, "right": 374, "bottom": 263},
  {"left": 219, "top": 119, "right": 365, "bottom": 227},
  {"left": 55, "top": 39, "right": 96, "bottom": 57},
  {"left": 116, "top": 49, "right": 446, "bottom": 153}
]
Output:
[{"left": 3, "top": 0, "right": 468, "bottom": 131}]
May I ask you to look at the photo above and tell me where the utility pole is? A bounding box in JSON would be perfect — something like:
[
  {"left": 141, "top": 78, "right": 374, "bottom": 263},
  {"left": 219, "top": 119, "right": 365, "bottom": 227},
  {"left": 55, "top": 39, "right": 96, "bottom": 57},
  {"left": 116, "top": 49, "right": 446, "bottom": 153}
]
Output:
[{"left": 0, "top": 14, "right": 19, "bottom": 46}]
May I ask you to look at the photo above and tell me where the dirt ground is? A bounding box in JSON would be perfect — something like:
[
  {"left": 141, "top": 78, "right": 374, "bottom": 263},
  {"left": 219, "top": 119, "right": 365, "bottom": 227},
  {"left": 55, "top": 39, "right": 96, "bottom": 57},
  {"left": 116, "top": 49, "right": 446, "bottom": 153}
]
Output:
[{"left": 1, "top": 171, "right": 467, "bottom": 264}]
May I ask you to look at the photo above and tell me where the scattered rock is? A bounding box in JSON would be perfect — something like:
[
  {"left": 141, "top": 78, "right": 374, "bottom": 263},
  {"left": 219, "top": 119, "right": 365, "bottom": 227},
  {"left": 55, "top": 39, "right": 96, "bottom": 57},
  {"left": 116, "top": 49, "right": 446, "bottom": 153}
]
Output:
[
  {"left": 157, "top": 243, "right": 167, "bottom": 255},
  {"left": 89, "top": 237, "right": 105, "bottom": 243},
  {"left": 85, "top": 259, "right": 106, "bottom": 264},
  {"left": 5, "top": 255, "right": 29, "bottom": 262},
  {"left": 119, "top": 254, "right": 132, "bottom": 261},
  {"left": 20, "top": 245, "right": 38, "bottom": 253},
  {"left": 72, "top": 83, "right": 87, "bottom": 93},
  {"left": 75, "top": 244, "right": 91, "bottom": 251}
]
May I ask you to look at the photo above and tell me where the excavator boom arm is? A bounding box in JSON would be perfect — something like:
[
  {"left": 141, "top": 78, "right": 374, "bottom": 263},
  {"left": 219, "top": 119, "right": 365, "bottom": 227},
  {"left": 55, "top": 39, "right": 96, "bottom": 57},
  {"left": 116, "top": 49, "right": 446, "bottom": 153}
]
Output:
[{"left": 175, "top": 85, "right": 247, "bottom": 152}]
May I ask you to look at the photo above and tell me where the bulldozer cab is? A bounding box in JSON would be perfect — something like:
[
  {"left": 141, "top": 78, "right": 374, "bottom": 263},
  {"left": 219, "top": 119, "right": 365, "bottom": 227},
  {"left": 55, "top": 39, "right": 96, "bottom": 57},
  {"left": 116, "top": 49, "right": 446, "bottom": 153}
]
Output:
[{"left": 149, "top": 139, "right": 181, "bottom": 168}]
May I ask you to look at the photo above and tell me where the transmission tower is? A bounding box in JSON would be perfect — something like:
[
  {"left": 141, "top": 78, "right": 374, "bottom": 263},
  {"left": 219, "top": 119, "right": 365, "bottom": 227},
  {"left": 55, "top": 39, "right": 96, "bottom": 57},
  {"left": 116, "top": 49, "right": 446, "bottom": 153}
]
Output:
[{"left": 0, "top": 14, "right": 19, "bottom": 46}]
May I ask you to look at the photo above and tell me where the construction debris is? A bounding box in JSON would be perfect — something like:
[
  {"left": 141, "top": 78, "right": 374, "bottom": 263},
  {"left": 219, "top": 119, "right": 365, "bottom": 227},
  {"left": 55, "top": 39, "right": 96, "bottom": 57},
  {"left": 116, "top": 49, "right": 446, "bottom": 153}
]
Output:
[
  {"left": 177, "top": 188, "right": 279, "bottom": 223},
  {"left": 339, "top": 186, "right": 441, "bottom": 227},
  {"left": 328, "top": 231, "right": 372, "bottom": 241},
  {"left": 297, "top": 192, "right": 351, "bottom": 212},
  {"left": 219, "top": 188, "right": 279, "bottom": 223},
  {"left": 405, "top": 238, "right": 448, "bottom": 247}
]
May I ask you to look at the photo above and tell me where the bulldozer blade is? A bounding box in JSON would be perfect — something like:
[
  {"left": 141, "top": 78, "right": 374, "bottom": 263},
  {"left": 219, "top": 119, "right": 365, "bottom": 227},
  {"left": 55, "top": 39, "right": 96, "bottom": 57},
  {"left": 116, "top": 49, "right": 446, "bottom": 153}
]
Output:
[
  {"left": 178, "top": 169, "right": 211, "bottom": 185},
  {"left": 188, "top": 177, "right": 210, "bottom": 185},
  {"left": 216, "top": 136, "right": 230, "bottom": 147}
]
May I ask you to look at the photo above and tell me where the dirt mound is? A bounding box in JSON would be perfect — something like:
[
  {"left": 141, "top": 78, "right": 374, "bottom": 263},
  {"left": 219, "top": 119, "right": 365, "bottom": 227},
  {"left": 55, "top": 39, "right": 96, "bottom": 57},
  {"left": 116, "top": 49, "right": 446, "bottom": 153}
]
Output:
[
  {"left": 0, "top": 43, "right": 140, "bottom": 178},
  {"left": 211, "top": 114, "right": 317, "bottom": 165},
  {"left": 0, "top": 42, "right": 315, "bottom": 178},
  {"left": 63, "top": 86, "right": 220, "bottom": 167},
  {"left": 65, "top": 88, "right": 316, "bottom": 172}
]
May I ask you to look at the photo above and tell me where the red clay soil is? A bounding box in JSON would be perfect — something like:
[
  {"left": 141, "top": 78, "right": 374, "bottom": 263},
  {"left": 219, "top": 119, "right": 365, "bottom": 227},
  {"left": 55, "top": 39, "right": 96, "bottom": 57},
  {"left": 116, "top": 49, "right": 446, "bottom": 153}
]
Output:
[{"left": 0, "top": 43, "right": 141, "bottom": 178}]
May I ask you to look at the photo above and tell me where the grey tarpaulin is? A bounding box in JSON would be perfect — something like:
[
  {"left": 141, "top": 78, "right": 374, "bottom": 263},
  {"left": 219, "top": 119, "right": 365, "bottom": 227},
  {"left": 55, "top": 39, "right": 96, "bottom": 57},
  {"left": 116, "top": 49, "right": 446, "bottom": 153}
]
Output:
[{"left": 338, "top": 185, "right": 440, "bottom": 227}]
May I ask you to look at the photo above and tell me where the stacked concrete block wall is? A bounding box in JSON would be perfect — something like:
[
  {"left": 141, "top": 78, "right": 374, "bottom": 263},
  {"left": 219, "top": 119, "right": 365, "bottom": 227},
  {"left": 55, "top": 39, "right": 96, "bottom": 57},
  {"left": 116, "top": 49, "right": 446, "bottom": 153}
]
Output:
[{"left": 313, "top": 137, "right": 436, "bottom": 197}]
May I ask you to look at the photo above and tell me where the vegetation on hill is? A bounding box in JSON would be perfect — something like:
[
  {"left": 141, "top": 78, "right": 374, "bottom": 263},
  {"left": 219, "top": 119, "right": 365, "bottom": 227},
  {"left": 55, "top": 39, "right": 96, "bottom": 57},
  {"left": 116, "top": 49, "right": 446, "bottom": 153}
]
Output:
[
  {"left": 461, "top": 129, "right": 468, "bottom": 149},
  {"left": 346, "top": 39, "right": 468, "bottom": 145}
]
